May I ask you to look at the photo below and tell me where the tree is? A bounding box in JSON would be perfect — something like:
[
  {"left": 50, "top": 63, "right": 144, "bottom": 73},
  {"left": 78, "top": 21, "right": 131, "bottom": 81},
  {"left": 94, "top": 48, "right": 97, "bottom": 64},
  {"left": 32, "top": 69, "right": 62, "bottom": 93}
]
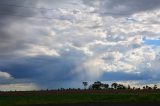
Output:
[
  {"left": 83, "top": 82, "right": 88, "bottom": 89},
  {"left": 143, "top": 85, "right": 151, "bottom": 90},
  {"left": 117, "top": 84, "right": 126, "bottom": 90},
  {"left": 143, "top": 86, "right": 146, "bottom": 90},
  {"left": 133, "top": 87, "right": 135, "bottom": 90},
  {"left": 153, "top": 85, "right": 157, "bottom": 90},
  {"left": 145, "top": 85, "right": 149, "bottom": 90},
  {"left": 111, "top": 83, "right": 118, "bottom": 89},
  {"left": 90, "top": 81, "right": 102, "bottom": 90},
  {"left": 103, "top": 84, "right": 109, "bottom": 89},
  {"left": 127, "top": 85, "right": 131, "bottom": 89}
]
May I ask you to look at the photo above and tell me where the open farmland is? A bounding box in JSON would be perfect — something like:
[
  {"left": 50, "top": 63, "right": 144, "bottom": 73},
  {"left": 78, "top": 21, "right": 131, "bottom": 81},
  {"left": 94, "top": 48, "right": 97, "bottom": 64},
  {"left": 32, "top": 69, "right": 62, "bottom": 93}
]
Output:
[{"left": 1, "top": 90, "right": 160, "bottom": 106}]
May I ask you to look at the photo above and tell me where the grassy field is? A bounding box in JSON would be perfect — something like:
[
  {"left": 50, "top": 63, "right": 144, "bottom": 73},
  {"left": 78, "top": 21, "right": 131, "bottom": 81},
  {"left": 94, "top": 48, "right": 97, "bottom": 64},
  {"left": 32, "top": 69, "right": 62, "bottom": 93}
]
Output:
[{"left": 0, "top": 90, "right": 160, "bottom": 106}]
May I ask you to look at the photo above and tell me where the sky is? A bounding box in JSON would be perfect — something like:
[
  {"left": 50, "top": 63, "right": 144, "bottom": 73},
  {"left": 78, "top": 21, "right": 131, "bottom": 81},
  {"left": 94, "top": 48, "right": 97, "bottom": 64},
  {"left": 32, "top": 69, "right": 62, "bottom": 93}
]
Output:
[{"left": 0, "top": 0, "right": 160, "bottom": 91}]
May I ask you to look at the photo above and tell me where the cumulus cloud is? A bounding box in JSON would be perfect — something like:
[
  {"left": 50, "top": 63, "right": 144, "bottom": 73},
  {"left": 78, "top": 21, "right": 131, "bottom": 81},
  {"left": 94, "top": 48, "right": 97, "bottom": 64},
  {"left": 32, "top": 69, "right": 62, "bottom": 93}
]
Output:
[
  {"left": 0, "top": 0, "right": 160, "bottom": 90},
  {"left": 0, "top": 71, "right": 12, "bottom": 79}
]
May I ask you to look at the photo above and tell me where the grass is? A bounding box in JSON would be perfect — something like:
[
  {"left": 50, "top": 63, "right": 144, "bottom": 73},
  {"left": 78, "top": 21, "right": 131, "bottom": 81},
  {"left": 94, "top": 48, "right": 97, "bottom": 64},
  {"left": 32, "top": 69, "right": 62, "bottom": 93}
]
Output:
[{"left": 0, "top": 91, "right": 160, "bottom": 106}]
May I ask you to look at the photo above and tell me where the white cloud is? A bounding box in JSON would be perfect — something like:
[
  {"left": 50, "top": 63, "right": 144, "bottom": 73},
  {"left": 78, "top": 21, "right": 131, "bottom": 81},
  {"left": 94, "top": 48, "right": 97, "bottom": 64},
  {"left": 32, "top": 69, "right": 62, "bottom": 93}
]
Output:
[
  {"left": 16, "top": 44, "right": 60, "bottom": 57},
  {"left": 0, "top": 83, "right": 39, "bottom": 91},
  {"left": 0, "top": 71, "right": 13, "bottom": 79}
]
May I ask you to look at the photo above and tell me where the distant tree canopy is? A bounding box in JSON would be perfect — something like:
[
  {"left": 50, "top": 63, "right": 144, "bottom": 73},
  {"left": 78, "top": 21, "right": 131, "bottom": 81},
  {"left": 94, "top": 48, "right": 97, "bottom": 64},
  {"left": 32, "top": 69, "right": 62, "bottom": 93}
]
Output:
[
  {"left": 89, "top": 81, "right": 127, "bottom": 90},
  {"left": 89, "top": 81, "right": 109, "bottom": 90},
  {"left": 82, "top": 82, "right": 88, "bottom": 89},
  {"left": 88, "top": 81, "right": 158, "bottom": 90}
]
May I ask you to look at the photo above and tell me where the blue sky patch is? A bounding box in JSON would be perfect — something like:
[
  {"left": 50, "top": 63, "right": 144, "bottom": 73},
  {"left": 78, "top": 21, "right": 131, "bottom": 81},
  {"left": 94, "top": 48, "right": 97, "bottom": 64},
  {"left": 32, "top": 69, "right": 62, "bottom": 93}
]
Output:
[{"left": 144, "top": 39, "right": 160, "bottom": 46}]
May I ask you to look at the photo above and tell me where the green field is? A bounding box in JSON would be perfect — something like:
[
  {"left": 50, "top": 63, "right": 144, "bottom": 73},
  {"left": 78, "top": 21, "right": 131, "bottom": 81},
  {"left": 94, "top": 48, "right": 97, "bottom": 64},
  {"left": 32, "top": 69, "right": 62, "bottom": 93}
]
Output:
[{"left": 0, "top": 91, "right": 160, "bottom": 106}]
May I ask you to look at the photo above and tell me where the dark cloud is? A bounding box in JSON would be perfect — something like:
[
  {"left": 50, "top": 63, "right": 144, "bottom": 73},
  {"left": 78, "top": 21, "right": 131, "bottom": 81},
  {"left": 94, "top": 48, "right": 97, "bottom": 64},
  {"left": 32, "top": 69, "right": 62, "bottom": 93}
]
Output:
[
  {"left": 83, "top": 0, "right": 160, "bottom": 16},
  {"left": 0, "top": 0, "right": 84, "bottom": 89},
  {"left": 0, "top": 55, "right": 86, "bottom": 88},
  {"left": 0, "top": 0, "right": 38, "bottom": 20},
  {"left": 0, "top": 0, "right": 71, "bottom": 23},
  {"left": 0, "top": 0, "right": 41, "bottom": 55}
]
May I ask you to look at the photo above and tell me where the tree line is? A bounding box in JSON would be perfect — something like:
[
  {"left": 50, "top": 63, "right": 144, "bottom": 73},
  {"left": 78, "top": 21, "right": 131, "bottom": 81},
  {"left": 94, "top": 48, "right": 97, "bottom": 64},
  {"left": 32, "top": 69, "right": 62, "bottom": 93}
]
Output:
[{"left": 83, "top": 81, "right": 159, "bottom": 90}]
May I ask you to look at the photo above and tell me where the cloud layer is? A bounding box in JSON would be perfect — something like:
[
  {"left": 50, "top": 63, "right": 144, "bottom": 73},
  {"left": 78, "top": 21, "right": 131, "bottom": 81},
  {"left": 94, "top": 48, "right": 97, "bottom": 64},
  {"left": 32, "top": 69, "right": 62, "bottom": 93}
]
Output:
[
  {"left": 0, "top": 0, "right": 160, "bottom": 90},
  {"left": 84, "top": 0, "right": 160, "bottom": 16}
]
